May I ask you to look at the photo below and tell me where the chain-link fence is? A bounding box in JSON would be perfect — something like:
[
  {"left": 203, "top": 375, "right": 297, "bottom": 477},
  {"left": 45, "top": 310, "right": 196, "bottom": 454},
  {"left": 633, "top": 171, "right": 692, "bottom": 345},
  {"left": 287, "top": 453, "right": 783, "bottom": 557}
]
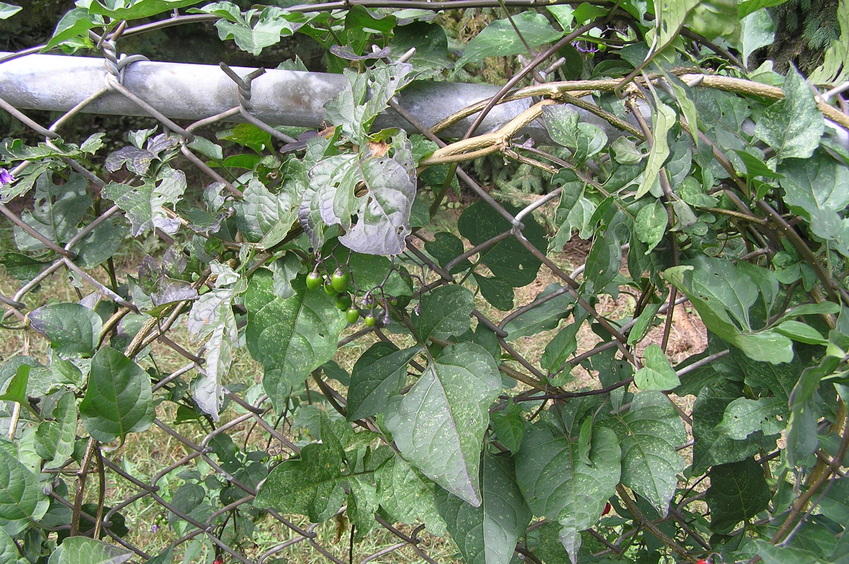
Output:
[{"left": 2, "top": 4, "right": 848, "bottom": 564}]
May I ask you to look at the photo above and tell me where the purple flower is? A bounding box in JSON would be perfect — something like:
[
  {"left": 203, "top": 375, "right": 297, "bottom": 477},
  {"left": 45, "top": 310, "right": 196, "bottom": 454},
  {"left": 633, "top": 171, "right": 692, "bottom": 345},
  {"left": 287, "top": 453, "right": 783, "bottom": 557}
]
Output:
[{"left": 0, "top": 169, "right": 15, "bottom": 185}]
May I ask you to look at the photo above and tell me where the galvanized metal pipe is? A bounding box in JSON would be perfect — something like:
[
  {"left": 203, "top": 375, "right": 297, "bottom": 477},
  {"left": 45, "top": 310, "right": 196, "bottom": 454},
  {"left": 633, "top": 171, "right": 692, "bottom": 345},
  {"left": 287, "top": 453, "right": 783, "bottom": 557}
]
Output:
[{"left": 0, "top": 52, "right": 549, "bottom": 140}]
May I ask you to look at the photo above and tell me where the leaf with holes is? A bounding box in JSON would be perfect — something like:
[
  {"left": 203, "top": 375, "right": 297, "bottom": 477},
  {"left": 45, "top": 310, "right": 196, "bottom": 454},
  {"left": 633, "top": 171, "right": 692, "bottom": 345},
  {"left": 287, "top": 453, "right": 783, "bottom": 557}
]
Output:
[
  {"left": 244, "top": 270, "right": 347, "bottom": 409},
  {"left": 385, "top": 343, "right": 502, "bottom": 506},
  {"left": 80, "top": 347, "right": 154, "bottom": 443},
  {"left": 435, "top": 453, "right": 531, "bottom": 564},
  {"left": 599, "top": 391, "right": 686, "bottom": 516},
  {"left": 313, "top": 137, "right": 416, "bottom": 256},
  {"left": 234, "top": 175, "right": 302, "bottom": 249}
]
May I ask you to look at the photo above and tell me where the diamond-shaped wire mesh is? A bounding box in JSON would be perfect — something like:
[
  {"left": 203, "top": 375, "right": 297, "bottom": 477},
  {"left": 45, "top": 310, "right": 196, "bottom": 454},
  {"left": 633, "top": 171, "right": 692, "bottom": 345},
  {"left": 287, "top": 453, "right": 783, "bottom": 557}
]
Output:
[{"left": 0, "top": 25, "right": 709, "bottom": 564}]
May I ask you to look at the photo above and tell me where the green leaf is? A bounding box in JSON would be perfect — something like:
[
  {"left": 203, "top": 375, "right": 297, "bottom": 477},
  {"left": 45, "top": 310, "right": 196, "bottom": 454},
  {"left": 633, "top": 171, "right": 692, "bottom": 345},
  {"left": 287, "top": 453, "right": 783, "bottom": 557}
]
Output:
[
  {"left": 0, "top": 529, "right": 18, "bottom": 563},
  {"left": 390, "top": 22, "right": 451, "bottom": 77},
  {"left": 435, "top": 453, "right": 531, "bottom": 564},
  {"left": 542, "top": 106, "right": 607, "bottom": 165},
  {"left": 740, "top": 8, "right": 775, "bottom": 64},
  {"left": 186, "top": 136, "right": 223, "bottom": 160},
  {"left": 716, "top": 397, "right": 785, "bottom": 440},
  {"left": 634, "top": 344, "right": 680, "bottom": 391},
  {"left": 28, "top": 303, "right": 102, "bottom": 357},
  {"left": 424, "top": 232, "right": 470, "bottom": 273},
  {"left": 35, "top": 391, "right": 77, "bottom": 469},
  {"left": 375, "top": 454, "right": 447, "bottom": 536},
  {"left": 503, "top": 284, "right": 573, "bottom": 341},
  {"left": 102, "top": 167, "right": 186, "bottom": 237},
  {"left": 819, "top": 477, "right": 849, "bottom": 523},
  {"left": 786, "top": 357, "right": 836, "bottom": 465},
  {"left": 755, "top": 541, "right": 825, "bottom": 564},
  {"left": 692, "top": 381, "right": 777, "bottom": 474},
  {"left": 458, "top": 201, "right": 546, "bottom": 288},
  {"left": 0, "top": 446, "right": 47, "bottom": 528},
  {"left": 223, "top": 8, "right": 303, "bottom": 56},
  {"left": 634, "top": 200, "right": 667, "bottom": 254},
  {"left": 347, "top": 343, "right": 421, "bottom": 421},
  {"left": 738, "top": 0, "right": 790, "bottom": 19},
  {"left": 244, "top": 270, "right": 347, "bottom": 409},
  {"left": 411, "top": 285, "right": 474, "bottom": 344},
  {"left": 753, "top": 68, "right": 824, "bottom": 161},
  {"left": 685, "top": 0, "right": 739, "bottom": 43},
  {"left": 80, "top": 347, "right": 154, "bottom": 444},
  {"left": 706, "top": 458, "right": 770, "bottom": 534},
  {"left": 325, "top": 64, "right": 413, "bottom": 142},
  {"left": 490, "top": 404, "right": 526, "bottom": 453},
  {"left": 515, "top": 425, "right": 620, "bottom": 563},
  {"left": 47, "top": 535, "right": 133, "bottom": 564},
  {"left": 14, "top": 173, "right": 91, "bottom": 251},
  {"left": 779, "top": 153, "right": 849, "bottom": 258},
  {"left": 254, "top": 443, "right": 346, "bottom": 522},
  {"left": 599, "top": 391, "right": 685, "bottom": 516},
  {"left": 0, "top": 2, "right": 21, "bottom": 18},
  {"left": 74, "top": 218, "right": 128, "bottom": 269},
  {"left": 82, "top": 0, "right": 203, "bottom": 19},
  {"left": 474, "top": 274, "right": 514, "bottom": 311},
  {"left": 44, "top": 8, "right": 95, "bottom": 50},
  {"left": 385, "top": 343, "right": 502, "bottom": 506},
  {"left": 234, "top": 175, "right": 301, "bottom": 248},
  {"left": 454, "top": 12, "right": 563, "bottom": 71},
  {"left": 774, "top": 320, "right": 827, "bottom": 345},
  {"left": 0, "top": 365, "right": 27, "bottom": 404},
  {"left": 636, "top": 94, "right": 675, "bottom": 199},
  {"left": 663, "top": 259, "right": 794, "bottom": 364},
  {"left": 651, "top": 0, "right": 699, "bottom": 51}
]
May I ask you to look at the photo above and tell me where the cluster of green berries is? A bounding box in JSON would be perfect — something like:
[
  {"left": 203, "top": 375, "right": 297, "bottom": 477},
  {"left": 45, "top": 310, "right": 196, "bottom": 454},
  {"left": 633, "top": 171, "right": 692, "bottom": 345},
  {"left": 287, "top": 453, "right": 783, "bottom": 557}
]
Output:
[{"left": 306, "top": 267, "right": 378, "bottom": 326}]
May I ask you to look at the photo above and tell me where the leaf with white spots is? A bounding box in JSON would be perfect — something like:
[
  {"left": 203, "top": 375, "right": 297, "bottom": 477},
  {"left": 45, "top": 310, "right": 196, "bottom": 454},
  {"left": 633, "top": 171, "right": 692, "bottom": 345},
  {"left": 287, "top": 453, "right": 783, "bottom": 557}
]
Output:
[
  {"left": 435, "top": 453, "right": 531, "bottom": 564},
  {"left": 385, "top": 343, "right": 502, "bottom": 506},
  {"left": 599, "top": 391, "right": 686, "bottom": 516}
]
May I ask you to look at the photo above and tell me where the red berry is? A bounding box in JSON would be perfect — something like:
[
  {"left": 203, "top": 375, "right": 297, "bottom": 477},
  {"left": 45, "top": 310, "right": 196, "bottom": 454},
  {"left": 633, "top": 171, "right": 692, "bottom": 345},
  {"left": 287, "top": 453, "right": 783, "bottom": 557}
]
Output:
[{"left": 601, "top": 502, "right": 612, "bottom": 516}]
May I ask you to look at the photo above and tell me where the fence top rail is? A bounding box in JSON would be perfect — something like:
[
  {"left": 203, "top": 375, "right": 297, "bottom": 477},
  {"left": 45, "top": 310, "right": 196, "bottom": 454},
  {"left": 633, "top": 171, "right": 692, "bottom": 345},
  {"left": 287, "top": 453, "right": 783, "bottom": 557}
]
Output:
[{"left": 0, "top": 51, "right": 551, "bottom": 140}]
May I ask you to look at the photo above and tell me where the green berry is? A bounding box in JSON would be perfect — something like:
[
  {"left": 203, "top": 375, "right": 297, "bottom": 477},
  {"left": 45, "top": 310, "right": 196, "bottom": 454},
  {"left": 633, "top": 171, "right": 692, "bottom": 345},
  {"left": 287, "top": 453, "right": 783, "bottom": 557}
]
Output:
[
  {"left": 363, "top": 313, "right": 376, "bottom": 327},
  {"left": 305, "top": 271, "right": 323, "bottom": 291},
  {"left": 330, "top": 267, "right": 351, "bottom": 293},
  {"left": 335, "top": 293, "right": 352, "bottom": 311},
  {"left": 346, "top": 307, "right": 360, "bottom": 324}
]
